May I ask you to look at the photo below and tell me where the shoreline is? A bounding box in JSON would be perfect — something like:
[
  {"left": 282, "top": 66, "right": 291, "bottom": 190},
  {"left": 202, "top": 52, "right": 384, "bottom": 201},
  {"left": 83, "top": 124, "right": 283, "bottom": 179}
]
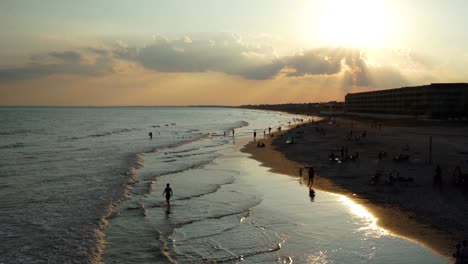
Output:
[{"left": 241, "top": 117, "right": 468, "bottom": 257}]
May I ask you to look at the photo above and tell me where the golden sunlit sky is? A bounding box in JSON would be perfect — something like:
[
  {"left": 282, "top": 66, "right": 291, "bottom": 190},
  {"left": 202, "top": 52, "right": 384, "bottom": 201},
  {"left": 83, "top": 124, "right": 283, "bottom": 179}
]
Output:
[{"left": 1, "top": 0, "right": 467, "bottom": 106}]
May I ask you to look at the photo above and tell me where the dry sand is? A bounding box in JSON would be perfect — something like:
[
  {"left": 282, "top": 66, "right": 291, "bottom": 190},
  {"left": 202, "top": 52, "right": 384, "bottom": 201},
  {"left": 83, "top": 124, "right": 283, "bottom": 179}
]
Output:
[{"left": 242, "top": 117, "right": 468, "bottom": 257}]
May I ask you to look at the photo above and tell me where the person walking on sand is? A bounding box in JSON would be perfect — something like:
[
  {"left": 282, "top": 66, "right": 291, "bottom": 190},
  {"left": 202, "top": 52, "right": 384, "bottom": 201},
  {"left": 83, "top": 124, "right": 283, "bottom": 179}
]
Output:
[
  {"left": 308, "top": 167, "right": 315, "bottom": 187},
  {"left": 163, "top": 183, "right": 173, "bottom": 206}
]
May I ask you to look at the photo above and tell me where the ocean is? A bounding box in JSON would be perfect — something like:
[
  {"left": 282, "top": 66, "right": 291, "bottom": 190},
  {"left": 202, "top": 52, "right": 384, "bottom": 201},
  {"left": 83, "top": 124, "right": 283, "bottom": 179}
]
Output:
[{"left": 0, "top": 107, "right": 447, "bottom": 263}]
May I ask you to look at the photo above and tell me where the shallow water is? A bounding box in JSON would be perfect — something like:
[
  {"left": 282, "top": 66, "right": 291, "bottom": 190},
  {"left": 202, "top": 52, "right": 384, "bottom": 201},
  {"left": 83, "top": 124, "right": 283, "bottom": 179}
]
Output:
[
  {"left": 0, "top": 107, "right": 300, "bottom": 263},
  {"left": 104, "top": 138, "right": 447, "bottom": 263}
]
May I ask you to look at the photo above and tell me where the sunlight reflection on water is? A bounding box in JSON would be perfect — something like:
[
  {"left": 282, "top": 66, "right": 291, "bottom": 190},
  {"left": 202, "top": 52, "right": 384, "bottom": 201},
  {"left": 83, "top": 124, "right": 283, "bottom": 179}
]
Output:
[
  {"left": 337, "top": 194, "right": 389, "bottom": 238},
  {"left": 304, "top": 250, "right": 329, "bottom": 264}
]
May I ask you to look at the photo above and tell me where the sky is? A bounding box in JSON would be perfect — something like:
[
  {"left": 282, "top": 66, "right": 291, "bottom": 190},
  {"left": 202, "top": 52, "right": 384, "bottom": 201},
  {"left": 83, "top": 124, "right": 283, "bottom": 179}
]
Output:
[{"left": 1, "top": 0, "right": 467, "bottom": 106}]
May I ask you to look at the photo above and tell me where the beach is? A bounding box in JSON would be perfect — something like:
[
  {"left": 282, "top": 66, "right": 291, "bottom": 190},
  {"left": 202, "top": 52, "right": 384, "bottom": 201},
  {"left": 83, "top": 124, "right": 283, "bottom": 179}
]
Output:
[{"left": 242, "top": 116, "right": 468, "bottom": 257}]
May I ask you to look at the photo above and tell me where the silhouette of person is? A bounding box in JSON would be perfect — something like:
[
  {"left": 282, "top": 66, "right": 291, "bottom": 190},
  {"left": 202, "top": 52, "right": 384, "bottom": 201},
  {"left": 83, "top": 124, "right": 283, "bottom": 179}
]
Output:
[
  {"left": 163, "top": 183, "right": 173, "bottom": 206},
  {"left": 268, "top": 127, "right": 271, "bottom": 134},
  {"left": 453, "top": 243, "right": 462, "bottom": 264},
  {"left": 433, "top": 165, "right": 443, "bottom": 192},
  {"left": 453, "top": 166, "right": 462, "bottom": 185},
  {"left": 461, "top": 240, "right": 468, "bottom": 262},
  {"left": 232, "top": 129, "right": 235, "bottom": 137},
  {"left": 149, "top": 132, "right": 153, "bottom": 139},
  {"left": 253, "top": 131, "right": 257, "bottom": 141},
  {"left": 308, "top": 167, "right": 315, "bottom": 187}
]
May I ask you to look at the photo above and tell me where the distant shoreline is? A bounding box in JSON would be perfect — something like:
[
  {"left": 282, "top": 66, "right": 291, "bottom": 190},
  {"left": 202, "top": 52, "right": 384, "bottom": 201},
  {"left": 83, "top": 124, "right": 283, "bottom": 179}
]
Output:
[
  {"left": 0, "top": 105, "right": 237, "bottom": 108},
  {"left": 241, "top": 115, "right": 468, "bottom": 257}
]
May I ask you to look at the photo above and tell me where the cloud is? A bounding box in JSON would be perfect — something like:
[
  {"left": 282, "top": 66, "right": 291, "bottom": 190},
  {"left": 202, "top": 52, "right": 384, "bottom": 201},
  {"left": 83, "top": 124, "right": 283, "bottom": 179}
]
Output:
[
  {"left": 48, "top": 51, "right": 82, "bottom": 64},
  {"left": 116, "top": 35, "right": 376, "bottom": 82},
  {"left": 0, "top": 49, "right": 114, "bottom": 81},
  {"left": 283, "top": 50, "right": 341, "bottom": 77},
  {"left": 84, "top": 47, "right": 111, "bottom": 57},
  {"left": 131, "top": 33, "right": 281, "bottom": 80},
  {"left": 0, "top": 33, "right": 440, "bottom": 90}
]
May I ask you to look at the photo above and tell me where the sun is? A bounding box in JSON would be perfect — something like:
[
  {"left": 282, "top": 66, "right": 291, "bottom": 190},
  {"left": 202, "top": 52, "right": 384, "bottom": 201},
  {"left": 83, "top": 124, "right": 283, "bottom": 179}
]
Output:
[{"left": 315, "top": 0, "right": 391, "bottom": 48}]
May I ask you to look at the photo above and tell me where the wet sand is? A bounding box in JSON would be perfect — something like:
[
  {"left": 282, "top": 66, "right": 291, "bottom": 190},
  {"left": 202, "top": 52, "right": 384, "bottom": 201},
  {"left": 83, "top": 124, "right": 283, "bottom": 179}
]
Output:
[{"left": 242, "top": 117, "right": 468, "bottom": 257}]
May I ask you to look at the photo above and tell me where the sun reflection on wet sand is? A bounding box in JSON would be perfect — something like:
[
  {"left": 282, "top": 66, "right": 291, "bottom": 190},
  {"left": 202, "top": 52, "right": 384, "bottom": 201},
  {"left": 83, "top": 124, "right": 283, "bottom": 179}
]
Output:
[{"left": 336, "top": 194, "right": 388, "bottom": 237}]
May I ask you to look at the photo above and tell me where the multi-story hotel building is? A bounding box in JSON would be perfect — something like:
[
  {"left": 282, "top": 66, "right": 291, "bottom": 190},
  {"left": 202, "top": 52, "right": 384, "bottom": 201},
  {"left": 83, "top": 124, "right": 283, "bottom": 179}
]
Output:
[{"left": 345, "top": 83, "right": 468, "bottom": 118}]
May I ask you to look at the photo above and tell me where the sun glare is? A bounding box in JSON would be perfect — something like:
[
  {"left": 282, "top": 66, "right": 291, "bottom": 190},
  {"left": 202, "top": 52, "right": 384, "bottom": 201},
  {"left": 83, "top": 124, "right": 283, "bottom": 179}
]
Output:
[
  {"left": 316, "top": 0, "right": 391, "bottom": 48},
  {"left": 338, "top": 195, "right": 388, "bottom": 236}
]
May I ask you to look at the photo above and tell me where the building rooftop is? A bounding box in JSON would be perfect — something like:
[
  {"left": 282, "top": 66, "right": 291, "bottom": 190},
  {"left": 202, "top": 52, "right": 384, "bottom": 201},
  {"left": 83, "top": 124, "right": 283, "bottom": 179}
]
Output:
[{"left": 346, "top": 83, "right": 468, "bottom": 96}]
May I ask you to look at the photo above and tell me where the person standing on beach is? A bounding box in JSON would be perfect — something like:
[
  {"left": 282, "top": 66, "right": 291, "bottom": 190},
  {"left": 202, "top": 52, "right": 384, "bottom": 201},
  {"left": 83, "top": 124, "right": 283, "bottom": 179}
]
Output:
[
  {"left": 433, "top": 165, "right": 443, "bottom": 191},
  {"left": 163, "top": 183, "right": 173, "bottom": 206},
  {"left": 268, "top": 127, "right": 271, "bottom": 134},
  {"left": 232, "top": 129, "right": 235, "bottom": 137},
  {"left": 308, "top": 167, "right": 315, "bottom": 187},
  {"left": 461, "top": 240, "right": 468, "bottom": 263},
  {"left": 253, "top": 130, "right": 257, "bottom": 141},
  {"left": 453, "top": 243, "right": 462, "bottom": 264},
  {"left": 149, "top": 132, "right": 153, "bottom": 139}
]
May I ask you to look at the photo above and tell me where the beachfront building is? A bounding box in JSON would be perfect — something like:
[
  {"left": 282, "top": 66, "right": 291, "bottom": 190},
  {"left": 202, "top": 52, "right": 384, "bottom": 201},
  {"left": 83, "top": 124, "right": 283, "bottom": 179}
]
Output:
[{"left": 345, "top": 83, "right": 468, "bottom": 118}]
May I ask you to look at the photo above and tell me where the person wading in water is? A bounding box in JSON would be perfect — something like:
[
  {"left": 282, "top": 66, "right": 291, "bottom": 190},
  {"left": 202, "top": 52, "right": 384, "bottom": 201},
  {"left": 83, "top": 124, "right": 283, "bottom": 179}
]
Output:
[{"left": 163, "top": 183, "right": 173, "bottom": 206}]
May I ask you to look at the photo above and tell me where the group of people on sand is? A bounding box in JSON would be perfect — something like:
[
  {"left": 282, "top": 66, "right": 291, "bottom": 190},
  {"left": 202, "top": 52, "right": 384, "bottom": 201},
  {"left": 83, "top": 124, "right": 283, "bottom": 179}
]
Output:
[
  {"left": 346, "top": 130, "right": 367, "bottom": 142},
  {"left": 315, "top": 126, "right": 326, "bottom": 136},
  {"left": 430, "top": 164, "right": 466, "bottom": 193},
  {"left": 328, "top": 146, "right": 359, "bottom": 162},
  {"left": 453, "top": 240, "right": 468, "bottom": 263}
]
